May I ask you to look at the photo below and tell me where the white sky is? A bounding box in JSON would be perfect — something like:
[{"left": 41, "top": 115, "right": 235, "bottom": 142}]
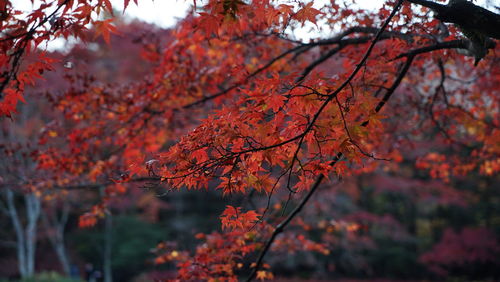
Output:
[
  {"left": 11, "top": 0, "right": 192, "bottom": 28},
  {"left": 112, "top": 0, "right": 192, "bottom": 27},
  {"left": 10, "top": 0, "right": 497, "bottom": 28},
  {"left": 10, "top": 0, "right": 383, "bottom": 28},
  {"left": 9, "top": 0, "right": 381, "bottom": 49},
  {"left": 9, "top": 0, "right": 497, "bottom": 49}
]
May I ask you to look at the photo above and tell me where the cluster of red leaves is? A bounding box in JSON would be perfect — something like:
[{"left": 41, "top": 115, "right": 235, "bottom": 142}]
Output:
[
  {"left": 78, "top": 203, "right": 105, "bottom": 228},
  {"left": 0, "top": 0, "right": 123, "bottom": 117},
  {"left": 155, "top": 230, "right": 262, "bottom": 281},
  {"left": 2, "top": 0, "right": 499, "bottom": 279},
  {"left": 420, "top": 227, "right": 500, "bottom": 276},
  {"left": 220, "top": 205, "right": 261, "bottom": 230}
]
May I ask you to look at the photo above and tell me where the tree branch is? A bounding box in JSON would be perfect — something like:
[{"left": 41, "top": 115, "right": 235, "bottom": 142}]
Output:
[
  {"left": 246, "top": 53, "right": 415, "bottom": 282},
  {"left": 245, "top": 171, "right": 328, "bottom": 282},
  {"left": 406, "top": 0, "right": 500, "bottom": 39},
  {"left": 245, "top": 0, "right": 406, "bottom": 280},
  {"left": 392, "top": 39, "right": 496, "bottom": 60},
  {"left": 183, "top": 26, "right": 423, "bottom": 109}
]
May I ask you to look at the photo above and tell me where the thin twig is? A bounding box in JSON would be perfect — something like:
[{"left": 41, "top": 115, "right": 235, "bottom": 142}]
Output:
[{"left": 245, "top": 1, "right": 405, "bottom": 280}]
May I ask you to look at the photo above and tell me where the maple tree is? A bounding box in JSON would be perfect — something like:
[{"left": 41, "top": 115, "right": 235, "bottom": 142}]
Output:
[{"left": 1, "top": 0, "right": 500, "bottom": 281}]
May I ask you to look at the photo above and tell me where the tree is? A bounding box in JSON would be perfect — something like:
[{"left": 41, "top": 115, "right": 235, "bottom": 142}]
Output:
[
  {"left": 0, "top": 97, "right": 44, "bottom": 278},
  {"left": 1, "top": 0, "right": 499, "bottom": 281}
]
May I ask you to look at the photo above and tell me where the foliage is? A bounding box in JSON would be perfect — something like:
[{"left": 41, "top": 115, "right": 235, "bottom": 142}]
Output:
[{"left": 1, "top": 0, "right": 499, "bottom": 281}]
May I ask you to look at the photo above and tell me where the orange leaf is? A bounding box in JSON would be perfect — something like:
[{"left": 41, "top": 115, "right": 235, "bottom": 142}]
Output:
[
  {"left": 295, "top": 2, "right": 323, "bottom": 25},
  {"left": 94, "top": 19, "right": 119, "bottom": 45}
]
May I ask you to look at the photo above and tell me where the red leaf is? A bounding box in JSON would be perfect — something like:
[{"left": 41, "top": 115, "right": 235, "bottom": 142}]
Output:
[{"left": 94, "top": 19, "right": 119, "bottom": 45}]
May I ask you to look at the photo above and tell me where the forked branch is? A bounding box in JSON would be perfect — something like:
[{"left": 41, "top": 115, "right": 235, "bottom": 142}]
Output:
[{"left": 245, "top": 0, "right": 406, "bottom": 280}]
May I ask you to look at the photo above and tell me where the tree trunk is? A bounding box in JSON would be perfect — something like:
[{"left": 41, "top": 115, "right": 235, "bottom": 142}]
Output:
[
  {"left": 101, "top": 187, "right": 113, "bottom": 282},
  {"left": 42, "top": 201, "right": 71, "bottom": 276},
  {"left": 25, "top": 193, "right": 41, "bottom": 276},
  {"left": 5, "top": 189, "right": 41, "bottom": 278}
]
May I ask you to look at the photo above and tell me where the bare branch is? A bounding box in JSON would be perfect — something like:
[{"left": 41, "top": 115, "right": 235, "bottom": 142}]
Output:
[{"left": 245, "top": 1, "right": 406, "bottom": 280}]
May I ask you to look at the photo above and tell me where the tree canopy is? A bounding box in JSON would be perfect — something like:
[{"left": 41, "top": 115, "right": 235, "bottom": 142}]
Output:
[{"left": 1, "top": 0, "right": 499, "bottom": 281}]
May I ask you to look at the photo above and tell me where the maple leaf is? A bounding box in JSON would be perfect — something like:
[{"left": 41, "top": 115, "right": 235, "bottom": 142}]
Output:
[
  {"left": 94, "top": 19, "right": 119, "bottom": 45},
  {"left": 4, "top": 1, "right": 500, "bottom": 281},
  {"left": 278, "top": 4, "right": 294, "bottom": 17},
  {"left": 74, "top": 4, "right": 93, "bottom": 19},
  {"left": 197, "top": 12, "right": 221, "bottom": 36},
  {"left": 268, "top": 94, "right": 286, "bottom": 112},
  {"left": 294, "top": 2, "right": 323, "bottom": 26},
  {"left": 0, "top": 88, "right": 25, "bottom": 118},
  {"left": 220, "top": 205, "right": 260, "bottom": 230}
]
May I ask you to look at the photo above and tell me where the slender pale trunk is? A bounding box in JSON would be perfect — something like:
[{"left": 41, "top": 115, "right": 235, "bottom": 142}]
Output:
[
  {"left": 6, "top": 189, "right": 27, "bottom": 277},
  {"left": 25, "top": 193, "right": 40, "bottom": 276},
  {"left": 42, "top": 201, "right": 71, "bottom": 276},
  {"left": 5, "top": 189, "right": 41, "bottom": 278}
]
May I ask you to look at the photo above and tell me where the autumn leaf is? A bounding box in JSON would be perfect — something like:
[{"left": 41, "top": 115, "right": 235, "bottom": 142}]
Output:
[
  {"left": 295, "top": 2, "right": 323, "bottom": 26},
  {"left": 197, "top": 12, "right": 221, "bottom": 36},
  {"left": 256, "top": 270, "right": 274, "bottom": 280},
  {"left": 220, "top": 205, "right": 260, "bottom": 230},
  {"left": 94, "top": 19, "right": 119, "bottom": 45},
  {"left": 3, "top": 1, "right": 500, "bottom": 281}
]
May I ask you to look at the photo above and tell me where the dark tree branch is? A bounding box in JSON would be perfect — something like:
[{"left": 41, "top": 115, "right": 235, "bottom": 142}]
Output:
[
  {"left": 183, "top": 27, "right": 423, "bottom": 109},
  {"left": 0, "top": 0, "right": 70, "bottom": 100},
  {"left": 246, "top": 53, "right": 415, "bottom": 282},
  {"left": 296, "top": 30, "right": 422, "bottom": 83},
  {"left": 245, "top": 0, "right": 406, "bottom": 280},
  {"left": 406, "top": 0, "right": 500, "bottom": 39},
  {"left": 245, "top": 170, "right": 328, "bottom": 282},
  {"left": 182, "top": 44, "right": 309, "bottom": 109},
  {"left": 392, "top": 39, "right": 496, "bottom": 60}
]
